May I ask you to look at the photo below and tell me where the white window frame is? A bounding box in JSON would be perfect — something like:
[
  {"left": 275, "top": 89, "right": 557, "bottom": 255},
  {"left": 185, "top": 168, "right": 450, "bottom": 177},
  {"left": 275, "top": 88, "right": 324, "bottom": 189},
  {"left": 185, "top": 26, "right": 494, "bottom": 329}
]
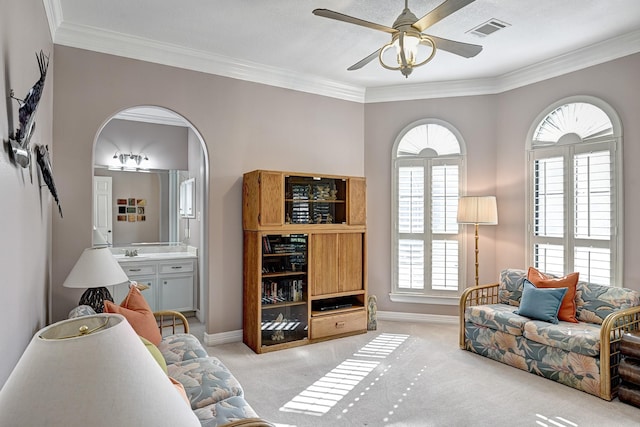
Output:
[
  {"left": 525, "top": 96, "right": 623, "bottom": 286},
  {"left": 391, "top": 119, "right": 467, "bottom": 305}
]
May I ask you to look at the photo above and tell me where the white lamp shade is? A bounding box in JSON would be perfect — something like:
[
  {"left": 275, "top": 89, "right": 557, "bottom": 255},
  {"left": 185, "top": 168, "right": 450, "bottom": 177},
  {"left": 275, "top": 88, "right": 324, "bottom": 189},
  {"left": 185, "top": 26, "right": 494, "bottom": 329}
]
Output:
[
  {"left": 63, "top": 247, "right": 129, "bottom": 289},
  {"left": 457, "top": 196, "right": 498, "bottom": 225},
  {"left": 0, "top": 314, "right": 200, "bottom": 426}
]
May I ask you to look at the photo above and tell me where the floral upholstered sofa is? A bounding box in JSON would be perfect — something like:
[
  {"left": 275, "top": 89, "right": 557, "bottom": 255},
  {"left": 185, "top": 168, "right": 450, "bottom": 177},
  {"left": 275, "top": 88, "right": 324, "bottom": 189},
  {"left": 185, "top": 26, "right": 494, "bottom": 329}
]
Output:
[
  {"left": 459, "top": 268, "right": 640, "bottom": 400},
  {"left": 70, "top": 305, "right": 273, "bottom": 427}
]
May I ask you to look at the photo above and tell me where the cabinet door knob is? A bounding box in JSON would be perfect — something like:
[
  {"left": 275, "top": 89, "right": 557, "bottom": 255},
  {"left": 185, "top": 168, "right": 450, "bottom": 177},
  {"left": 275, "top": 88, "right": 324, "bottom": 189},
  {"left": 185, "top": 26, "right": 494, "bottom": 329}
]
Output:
[
  {"left": 129, "top": 268, "right": 141, "bottom": 272},
  {"left": 171, "top": 266, "right": 183, "bottom": 270},
  {"left": 335, "top": 321, "right": 345, "bottom": 329}
]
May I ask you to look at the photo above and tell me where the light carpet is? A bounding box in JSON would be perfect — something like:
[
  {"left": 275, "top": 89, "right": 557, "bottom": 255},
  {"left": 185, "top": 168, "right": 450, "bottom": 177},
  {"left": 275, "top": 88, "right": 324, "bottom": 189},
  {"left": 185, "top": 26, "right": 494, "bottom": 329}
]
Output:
[{"left": 203, "top": 321, "right": 639, "bottom": 427}]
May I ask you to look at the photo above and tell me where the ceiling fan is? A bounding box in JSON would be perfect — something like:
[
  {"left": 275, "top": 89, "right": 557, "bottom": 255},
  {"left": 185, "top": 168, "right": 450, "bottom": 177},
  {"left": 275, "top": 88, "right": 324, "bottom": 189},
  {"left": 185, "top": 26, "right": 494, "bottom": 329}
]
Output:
[{"left": 313, "top": 0, "right": 482, "bottom": 78}]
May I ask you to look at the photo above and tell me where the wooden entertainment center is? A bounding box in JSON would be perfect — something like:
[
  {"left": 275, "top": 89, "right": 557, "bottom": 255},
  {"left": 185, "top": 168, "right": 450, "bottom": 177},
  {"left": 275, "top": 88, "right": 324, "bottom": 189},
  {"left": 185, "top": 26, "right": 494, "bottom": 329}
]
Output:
[{"left": 242, "top": 170, "right": 367, "bottom": 353}]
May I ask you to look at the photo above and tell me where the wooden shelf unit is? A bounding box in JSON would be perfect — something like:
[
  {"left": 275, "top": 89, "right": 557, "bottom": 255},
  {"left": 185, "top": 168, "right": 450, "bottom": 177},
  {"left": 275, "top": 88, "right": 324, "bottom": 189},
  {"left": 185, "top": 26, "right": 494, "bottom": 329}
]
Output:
[{"left": 242, "top": 170, "right": 367, "bottom": 353}]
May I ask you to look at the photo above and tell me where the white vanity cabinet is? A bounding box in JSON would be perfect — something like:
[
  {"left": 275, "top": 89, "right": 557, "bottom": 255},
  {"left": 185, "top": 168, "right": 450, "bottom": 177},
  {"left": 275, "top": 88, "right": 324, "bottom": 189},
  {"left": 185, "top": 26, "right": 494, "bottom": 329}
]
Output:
[
  {"left": 158, "top": 259, "right": 196, "bottom": 312},
  {"left": 111, "top": 256, "right": 196, "bottom": 313}
]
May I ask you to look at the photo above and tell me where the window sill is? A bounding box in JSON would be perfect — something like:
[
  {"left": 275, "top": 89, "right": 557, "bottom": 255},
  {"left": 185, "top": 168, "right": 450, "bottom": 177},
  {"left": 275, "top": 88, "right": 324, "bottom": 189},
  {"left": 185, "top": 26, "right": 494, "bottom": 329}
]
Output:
[{"left": 389, "top": 293, "right": 460, "bottom": 306}]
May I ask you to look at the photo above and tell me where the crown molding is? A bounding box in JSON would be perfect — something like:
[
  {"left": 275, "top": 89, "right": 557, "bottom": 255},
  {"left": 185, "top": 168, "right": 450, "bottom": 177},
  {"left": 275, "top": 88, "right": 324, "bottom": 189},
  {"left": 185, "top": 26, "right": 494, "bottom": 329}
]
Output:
[
  {"left": 365, "top": 29, "right": 640, "bottom": 103},
  {"left": 52, "top": 21, "right": 366, "bottom": 103},
  {"left": 113, "top": 109, "right": 190, "bottom": 127},
  {"left": 42, "top": 0, "right": 63, "bottom": 42},
  {"left": 47, "top": 6, "right": 640, "bottom": 105}
]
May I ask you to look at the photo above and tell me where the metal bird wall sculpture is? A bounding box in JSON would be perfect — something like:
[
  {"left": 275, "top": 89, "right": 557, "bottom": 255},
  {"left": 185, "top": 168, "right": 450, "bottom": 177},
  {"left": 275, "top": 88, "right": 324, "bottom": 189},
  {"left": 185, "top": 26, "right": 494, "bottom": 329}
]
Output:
[
  {"left": 9, "top": 50, "right": 50, "bottom": 169},
  {"left": 35, "top": 145, "right": 63, "bottom": 218}
]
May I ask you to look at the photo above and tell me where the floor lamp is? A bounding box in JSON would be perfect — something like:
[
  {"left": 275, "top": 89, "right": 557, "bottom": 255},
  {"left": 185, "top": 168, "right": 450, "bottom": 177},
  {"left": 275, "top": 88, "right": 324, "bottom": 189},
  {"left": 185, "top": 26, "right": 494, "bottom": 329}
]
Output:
[{"left": 457, "top": 196, "right": 498, "bottom": 287}]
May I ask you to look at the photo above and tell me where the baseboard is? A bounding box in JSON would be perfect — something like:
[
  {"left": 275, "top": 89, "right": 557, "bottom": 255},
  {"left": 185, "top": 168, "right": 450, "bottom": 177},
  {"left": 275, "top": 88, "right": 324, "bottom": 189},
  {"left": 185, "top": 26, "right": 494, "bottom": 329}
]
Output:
[
  {"left": 204, "top": 311, "right": 458, "bottom": 346},
  {"left": 204, "top": 329, "right": 243, "bottom": 346},
  {"left": 376, "top": 310, "right": 458, "bottom": 324}
]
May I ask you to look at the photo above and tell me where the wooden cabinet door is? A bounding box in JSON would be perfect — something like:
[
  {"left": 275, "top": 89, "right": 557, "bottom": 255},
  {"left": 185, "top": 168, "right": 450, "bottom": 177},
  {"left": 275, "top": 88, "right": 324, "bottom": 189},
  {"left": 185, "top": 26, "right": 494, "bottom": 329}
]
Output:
[
  {"left": 309, "top": 233, "right": 338, "bottom": 296},
  {"left": 338, "top": 233, "right": 363, "bottom": 293},
  {"left": 259, "top": 171, "right": 283, "bottom": 226},
  {"left": 348, "top": 177, "right": 366, "bottom": 225}
]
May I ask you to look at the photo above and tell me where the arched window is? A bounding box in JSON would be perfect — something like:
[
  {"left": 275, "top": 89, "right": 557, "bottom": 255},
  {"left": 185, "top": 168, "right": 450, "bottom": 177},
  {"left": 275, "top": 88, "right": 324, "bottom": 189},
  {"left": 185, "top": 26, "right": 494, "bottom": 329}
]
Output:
[
  {"left": 391, "top": 120, "right": 466, "bottom": 302},
  {"left": 526, "top": 96, "right": 623, "bottom": 286}
]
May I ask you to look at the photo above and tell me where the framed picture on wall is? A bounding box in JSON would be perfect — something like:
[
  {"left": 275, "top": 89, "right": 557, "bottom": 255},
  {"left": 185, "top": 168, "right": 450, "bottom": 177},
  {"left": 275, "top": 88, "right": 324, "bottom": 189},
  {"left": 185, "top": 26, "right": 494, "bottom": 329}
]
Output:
[
  {"left": 126, "top": 207, "right": 136, "bottom": 213},
  {"left": 128, "top": 198, "right": 136, "bottom": 206},
  {"left": 117, "top": 215, "right": 126, "bottom": 222},
  {"left": 137, "top": 215, "right": 146, "bottom": 222},
  {"left": 137, "top": 199, "right": 146, "bottom": 207},
  {"left": 117, "top": 199, "right": 127, "bottom": 205},
  {"left": 118, "top": 206, "right": 126, "bottom": 214},
  {"left": 128, "top": 214, "right": 136, "bottom": 222}
]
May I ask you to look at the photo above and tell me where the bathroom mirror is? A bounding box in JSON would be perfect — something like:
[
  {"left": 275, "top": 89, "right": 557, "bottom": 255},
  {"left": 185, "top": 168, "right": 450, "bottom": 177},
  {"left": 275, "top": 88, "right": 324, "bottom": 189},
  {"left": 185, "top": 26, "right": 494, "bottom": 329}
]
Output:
[{"left": 92, "top": 107, "right": 203, "bottom": 247}]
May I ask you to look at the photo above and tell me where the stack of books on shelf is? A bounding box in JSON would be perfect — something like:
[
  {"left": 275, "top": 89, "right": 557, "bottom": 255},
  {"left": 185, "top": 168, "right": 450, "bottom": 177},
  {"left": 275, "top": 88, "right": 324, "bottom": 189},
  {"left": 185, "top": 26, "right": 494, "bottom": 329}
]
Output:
[{"left": 261, "top": 279, "right": 304, "bottom": 305}]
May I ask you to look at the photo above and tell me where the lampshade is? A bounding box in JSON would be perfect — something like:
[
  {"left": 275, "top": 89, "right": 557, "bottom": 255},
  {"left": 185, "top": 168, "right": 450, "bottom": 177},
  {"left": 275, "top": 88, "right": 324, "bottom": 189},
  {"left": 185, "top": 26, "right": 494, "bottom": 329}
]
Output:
[
  {"left": 63, "top": 247, "right": 128, "bottom": 289},
  {"left": 457, "top": 196, "right": 498, "bottom": 225},
  {"left": 0, "top": 314, "right": 200, "bottom": 426}
]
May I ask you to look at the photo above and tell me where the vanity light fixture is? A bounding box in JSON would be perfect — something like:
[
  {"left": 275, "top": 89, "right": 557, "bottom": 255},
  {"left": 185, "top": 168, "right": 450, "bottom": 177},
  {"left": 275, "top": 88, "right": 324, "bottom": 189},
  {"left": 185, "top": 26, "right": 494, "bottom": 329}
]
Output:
[{"left": 113, "top": 151, "right": 149, "bottom": 166}]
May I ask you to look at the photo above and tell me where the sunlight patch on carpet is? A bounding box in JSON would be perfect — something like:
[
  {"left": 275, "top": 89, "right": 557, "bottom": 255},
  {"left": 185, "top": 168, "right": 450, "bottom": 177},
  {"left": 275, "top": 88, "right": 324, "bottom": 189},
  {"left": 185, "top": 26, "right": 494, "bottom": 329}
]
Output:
[
  {"left": 279, "top": 333, "right": 409, "bottom": 417},
  {"left": 279, "top": 359, "right": 379, "bottom": 416},
  {"left": 535, "top": 413, "right": 578, "bottom": 427},
  {"left": 354, "top": 333, "right": 409, "bottom": 358}
]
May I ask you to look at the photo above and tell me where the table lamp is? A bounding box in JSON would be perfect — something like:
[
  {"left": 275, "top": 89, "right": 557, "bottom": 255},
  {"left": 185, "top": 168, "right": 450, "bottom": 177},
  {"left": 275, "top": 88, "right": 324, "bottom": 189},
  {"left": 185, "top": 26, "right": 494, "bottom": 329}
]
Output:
[
  {"left": 0, "top": 314, "right": 200, "bottom": 426},
  {"left": 63, "top": 247, "right": 129, "bottom": 312},
  {"left": 457, "top": 196, "right": 498, "bottom": 286}
]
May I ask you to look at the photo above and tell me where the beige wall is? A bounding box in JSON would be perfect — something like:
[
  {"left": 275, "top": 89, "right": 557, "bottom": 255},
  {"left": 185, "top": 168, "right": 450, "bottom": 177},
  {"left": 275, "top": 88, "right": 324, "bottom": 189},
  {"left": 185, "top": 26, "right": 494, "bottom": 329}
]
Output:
[
  {"left": 51, "top": 46, "right": 365, "bottom": 334},
  {"left": 365, "top": 53, "right": 640, "bottom": 316},
  {"left": 0, "top": 0, "right": 53, "bottom": 386},
  {"left": 365, "top": 94, "right": 499, "bottom": 316}
]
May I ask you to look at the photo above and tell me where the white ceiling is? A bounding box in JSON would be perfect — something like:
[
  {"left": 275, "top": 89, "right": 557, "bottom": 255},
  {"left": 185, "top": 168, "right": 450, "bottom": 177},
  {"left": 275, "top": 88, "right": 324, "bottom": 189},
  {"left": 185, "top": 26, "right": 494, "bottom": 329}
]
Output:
[{"left": 46, "top": 0, "right": 640, "bottom": 102}]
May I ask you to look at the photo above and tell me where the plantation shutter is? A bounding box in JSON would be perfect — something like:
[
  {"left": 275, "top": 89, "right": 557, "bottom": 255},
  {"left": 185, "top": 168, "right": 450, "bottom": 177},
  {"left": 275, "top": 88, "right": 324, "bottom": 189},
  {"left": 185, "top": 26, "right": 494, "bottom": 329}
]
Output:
[
  {"left": 573, "top": 148, "right": 613, "bottom": 285},
  {"left": 398, "top": 166, "right": 424, "bottom": 290},
  {"left": 531, "top": 145, "right": 614, "bottom": 285},
  {"left": 532, "top": 154, "right": 565, "bottom": 276},
  {"left": 431, "top": 163, "right": 459, "bottom": 290}
]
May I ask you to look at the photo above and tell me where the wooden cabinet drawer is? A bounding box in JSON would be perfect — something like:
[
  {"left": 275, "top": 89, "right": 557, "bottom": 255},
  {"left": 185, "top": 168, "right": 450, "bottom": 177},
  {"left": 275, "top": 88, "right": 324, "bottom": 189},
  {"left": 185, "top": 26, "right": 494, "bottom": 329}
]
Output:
[{"left": 310, "top": 309, "right": 366, "bottom": 340}]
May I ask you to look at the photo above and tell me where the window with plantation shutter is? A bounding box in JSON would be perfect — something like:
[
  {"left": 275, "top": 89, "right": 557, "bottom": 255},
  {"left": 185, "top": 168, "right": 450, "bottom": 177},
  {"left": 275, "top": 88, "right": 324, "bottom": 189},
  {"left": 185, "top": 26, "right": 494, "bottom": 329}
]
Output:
[
  {"left": 527, "top": 98, "right": 622, "bottom": 286},
  {"left": 392, "top": 120, "right": 466, "bottom": 302}
]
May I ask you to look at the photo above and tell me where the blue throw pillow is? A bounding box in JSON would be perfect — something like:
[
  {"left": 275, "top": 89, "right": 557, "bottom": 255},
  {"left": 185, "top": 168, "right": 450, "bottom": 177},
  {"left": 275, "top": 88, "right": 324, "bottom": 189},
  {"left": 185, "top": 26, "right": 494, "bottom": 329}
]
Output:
[{"left": 515, "top": 279, "right": 568, "bottom": 324}]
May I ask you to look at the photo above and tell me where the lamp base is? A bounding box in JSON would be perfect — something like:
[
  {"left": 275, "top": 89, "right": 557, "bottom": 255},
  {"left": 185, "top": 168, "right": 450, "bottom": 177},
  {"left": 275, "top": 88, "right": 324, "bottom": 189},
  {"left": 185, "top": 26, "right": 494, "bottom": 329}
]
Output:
[{"left": 79, "top": 287, "right": 114, "bottom": 313}]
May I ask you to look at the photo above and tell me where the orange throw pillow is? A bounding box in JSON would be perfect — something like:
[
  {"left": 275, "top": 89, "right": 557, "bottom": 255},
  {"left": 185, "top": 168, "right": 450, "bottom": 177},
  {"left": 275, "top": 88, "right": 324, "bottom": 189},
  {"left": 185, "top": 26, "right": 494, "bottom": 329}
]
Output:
[
  {"left": 527, "top": 267, "right": 579, "bottom": 323},
  {"left": 104, "top": 285, "right": 162, "bottom": 345}
]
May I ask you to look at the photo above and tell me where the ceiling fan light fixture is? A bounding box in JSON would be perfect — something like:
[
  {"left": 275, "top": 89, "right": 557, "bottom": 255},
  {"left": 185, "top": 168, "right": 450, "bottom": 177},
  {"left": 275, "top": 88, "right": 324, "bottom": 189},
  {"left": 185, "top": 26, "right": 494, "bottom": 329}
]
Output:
[
  {"left": 314, "top": 0, "right": 481, "bottom": 79},
  {"left": 379, "top": 31, "right": 436, "bottom": 78}
]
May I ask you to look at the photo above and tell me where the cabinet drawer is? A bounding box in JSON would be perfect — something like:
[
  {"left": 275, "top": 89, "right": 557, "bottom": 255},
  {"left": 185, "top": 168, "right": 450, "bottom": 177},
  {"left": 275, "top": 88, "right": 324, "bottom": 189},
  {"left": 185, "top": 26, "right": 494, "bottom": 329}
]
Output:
[
  {"left": 119, "top": 263, "right": 156, "bottom": 277},
  {"left": 310, "top": 310, "right": 366, "bottom": 340},
  {"left": 159, "top": 260, "right": 194, "bottom": 274}
]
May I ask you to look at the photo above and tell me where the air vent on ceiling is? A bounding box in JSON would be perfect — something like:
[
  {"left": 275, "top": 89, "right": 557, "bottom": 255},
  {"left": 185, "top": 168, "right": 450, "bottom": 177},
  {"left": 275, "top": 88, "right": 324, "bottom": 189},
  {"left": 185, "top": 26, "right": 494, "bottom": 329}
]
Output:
[{"left": 467, "top": 19, "right": 510, "bottom": 37}]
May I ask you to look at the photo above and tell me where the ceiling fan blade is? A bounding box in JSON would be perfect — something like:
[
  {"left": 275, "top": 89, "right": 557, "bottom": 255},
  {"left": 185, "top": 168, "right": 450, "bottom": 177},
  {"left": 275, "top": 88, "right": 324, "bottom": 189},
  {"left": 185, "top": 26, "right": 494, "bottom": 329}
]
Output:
[
  {"left": 413, "top": 0, "right": 476, "bottom": 32},
  {"left": 347, "top": 49, "right": 382, "bottom": 71},
  {"left": 428, "top": 35, "right": 482, "bottom": 58},
  {"left": 313, "top": 9, "right": 396, "bottom": 34}
]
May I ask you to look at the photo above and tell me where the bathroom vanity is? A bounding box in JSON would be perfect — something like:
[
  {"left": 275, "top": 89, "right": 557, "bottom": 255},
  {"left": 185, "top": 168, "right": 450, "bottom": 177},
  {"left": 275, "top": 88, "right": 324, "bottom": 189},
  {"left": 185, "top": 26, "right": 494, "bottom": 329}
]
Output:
[{"left": 109, "top": 246, "right": 197, "bottom": 313}]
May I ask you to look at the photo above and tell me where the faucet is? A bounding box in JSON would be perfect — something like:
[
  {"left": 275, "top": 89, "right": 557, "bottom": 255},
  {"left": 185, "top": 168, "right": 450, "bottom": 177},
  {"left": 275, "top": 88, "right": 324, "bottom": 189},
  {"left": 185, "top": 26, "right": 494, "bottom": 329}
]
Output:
[{"left": 124, "top": 249, "right": 138, "bottom": 257}]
